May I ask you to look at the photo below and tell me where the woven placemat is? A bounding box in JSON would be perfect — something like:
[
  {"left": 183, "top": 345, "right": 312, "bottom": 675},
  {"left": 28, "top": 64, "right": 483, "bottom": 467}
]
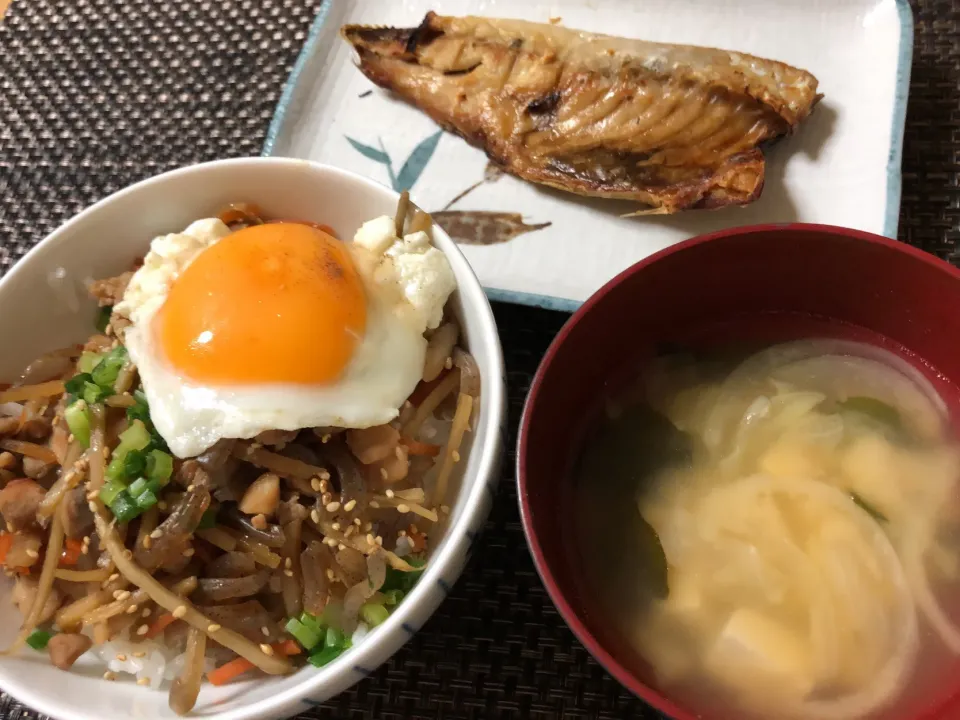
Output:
[{"left": 0, "top": 0, "right": 957, "bottom": 718}]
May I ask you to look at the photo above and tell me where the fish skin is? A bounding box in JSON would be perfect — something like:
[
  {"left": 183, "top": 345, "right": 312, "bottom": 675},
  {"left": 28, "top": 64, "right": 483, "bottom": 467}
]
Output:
[{"left": 341, "top": 12, "right": 822, "bottom": 214}]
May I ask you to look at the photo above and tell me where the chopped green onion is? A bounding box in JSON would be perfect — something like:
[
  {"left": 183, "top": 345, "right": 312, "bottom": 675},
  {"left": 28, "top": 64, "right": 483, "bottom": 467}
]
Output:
[
  {"left": 128, "top": 389, "right": 151, "bottom": 425},
  {"left": 285, "top": 617, "right": 322, "bottom": 651},
  {"left": 98, "top": 479, "right": 127, "bottom": 507},
  {"left": 109, "top": 491, "right": 141, "bottom": 523},
  {"left": 64, "top": 400, "right": 91, "bottom": 448},
  {"left": 135, "top": 489, "right": 158, "bottom": 510},
  {"left": 299, "top": 611, "right": 324, "bottom": 636},
  {"left": 383, "top": 589, "right": 404, "bottom": 606},
  {"left": 95, "top": 305, "right": 112, "bottom": 333},
  {"left": 145, "top": 449, "right": 173, "bottom": 483},
  {"left": 360, "top": 603, "right": 389, "bottom": 627},
  {"left": 127, "top": 477, "right": 149, "bottom": 498},
  {"left": 196, "top": 508, "right": 218, "bottom": 530},
  {"left": 324, "top": 626, "right": 345, "bottom": 650},
  {"left": 82, "top": 380, "right": 107, "bottom": 406},
  {"left": 77, "top": 351, "right": 102, "bottom": 374},
  {"left": 106, "top": 420, "right": 152, "bottom": 479},
  {"left": 25, "top": 629, "right": 52, "bottom": 651},
  {"left": 381, "top": 555, "right": 425, "bottom": 593},
  {"left": 307, "top": 645, "right": 344, "bottom": 667},
  {"left": 64, "top": 373, "right": 93, "bottom": 396},
  {"left": 90, "top": 345, "right": 128, "bottom": 389},
  {"left": 124, "top": 449, "right": 147, "bottom": 479}
]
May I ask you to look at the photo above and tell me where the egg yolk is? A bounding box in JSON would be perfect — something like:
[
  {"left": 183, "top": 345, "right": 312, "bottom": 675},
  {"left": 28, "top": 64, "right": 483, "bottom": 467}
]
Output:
[{"left": 158, "top": 223, "right": 367, "bottom": 385}]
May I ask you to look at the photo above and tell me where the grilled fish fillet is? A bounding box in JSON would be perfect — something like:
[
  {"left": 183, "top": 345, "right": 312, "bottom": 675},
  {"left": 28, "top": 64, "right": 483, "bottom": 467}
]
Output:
[{"left": 342, "top": 13, "right": 822, "bottom": 214}]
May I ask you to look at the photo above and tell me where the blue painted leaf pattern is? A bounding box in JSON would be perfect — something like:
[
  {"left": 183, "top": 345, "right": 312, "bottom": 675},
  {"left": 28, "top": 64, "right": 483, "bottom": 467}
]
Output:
[
  {"left": 345, "top": 136, "right": 391, "bottom": 164},
  {"left": 396, "top": 130, "right": 443, "bottom": 192}
]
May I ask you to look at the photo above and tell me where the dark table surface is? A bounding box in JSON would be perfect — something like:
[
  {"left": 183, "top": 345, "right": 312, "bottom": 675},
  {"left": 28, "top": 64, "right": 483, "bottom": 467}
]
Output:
[{"left": 1, "top": 0, "right": 959, "bottom": 718}]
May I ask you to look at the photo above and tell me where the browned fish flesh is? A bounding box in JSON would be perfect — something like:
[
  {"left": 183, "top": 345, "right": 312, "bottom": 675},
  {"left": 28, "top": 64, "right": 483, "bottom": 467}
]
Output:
[{"left": 341, "top": 13, "right": 822, "bottom": 214}]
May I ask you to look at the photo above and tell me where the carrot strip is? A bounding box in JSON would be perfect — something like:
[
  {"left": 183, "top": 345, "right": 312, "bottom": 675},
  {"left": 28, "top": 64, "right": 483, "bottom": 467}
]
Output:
[
  {"left": 401, "top": 438, "right": 441, "bottom": 457},
  {"left": 144, "top": 612, "right": 178, "bottom": 640},
  {"left": 59, "top": 538, "right": 83, "bottom": 566},
  {"left": 0, "top": 533, "right": 13, "bottom": 565},
  {"left": 0, "top": 380, "right": 65, "bottom": 404},
  {"left": 207, "top": 641, "right": 302, "bottom": 686}
]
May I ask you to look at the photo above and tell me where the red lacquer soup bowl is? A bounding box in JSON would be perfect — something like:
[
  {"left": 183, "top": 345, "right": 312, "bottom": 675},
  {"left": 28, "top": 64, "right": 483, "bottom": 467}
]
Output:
[{"left": 517, "top": 224, "right": 960, "bottom": 720}]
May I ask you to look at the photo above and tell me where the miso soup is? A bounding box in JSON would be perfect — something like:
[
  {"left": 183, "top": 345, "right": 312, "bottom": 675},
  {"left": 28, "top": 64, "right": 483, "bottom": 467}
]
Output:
[{"left": 574, "top": 339, "right": 960, "bottom": 720}]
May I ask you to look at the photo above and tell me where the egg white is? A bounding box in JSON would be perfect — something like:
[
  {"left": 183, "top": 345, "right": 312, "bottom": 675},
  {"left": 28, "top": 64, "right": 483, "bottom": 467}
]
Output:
[{"left": 118, "top": 216, "right": 454, "bottom": 458}]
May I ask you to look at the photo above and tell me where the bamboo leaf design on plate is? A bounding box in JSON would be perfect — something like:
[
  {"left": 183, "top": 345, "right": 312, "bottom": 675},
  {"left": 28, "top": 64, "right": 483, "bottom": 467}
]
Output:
[
  {"left": 396, "top": 130, "right": 443, "bottom": 192},
  {"left": 345, "top": 136, "right": 391, "bottom": 164},
  {"left": 432, "top": 211, "right": 551, "bottom": 245}
]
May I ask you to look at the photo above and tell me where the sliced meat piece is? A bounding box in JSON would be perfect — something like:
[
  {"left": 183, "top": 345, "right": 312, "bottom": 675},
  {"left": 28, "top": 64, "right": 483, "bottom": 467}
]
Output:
[
  {"left": 62, "top": 487, "right": 94, "bottom": 539},
  {"left": 0, "top": 478, "right": 46, "bottom": 530},
  {"left": 88, "top": 272, "right": 133, "bottom": 307},
  {"left": 133, "top": 487, "right": 210, "bottom": 572},
  {"left": 48, "top": 632, "right": 93, "bottom": 670}
]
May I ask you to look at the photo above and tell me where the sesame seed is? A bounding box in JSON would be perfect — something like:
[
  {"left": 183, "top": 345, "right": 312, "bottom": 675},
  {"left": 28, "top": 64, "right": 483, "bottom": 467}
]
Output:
[
  {"left": 284, "top": 556, "right": 292, "bottom": 568},
  {"left": 4, "top": 522, "right": 12, "bottom": 533},
  {"left": 397, "top": 504, "right": 410, "bottom": 514},
  {"left": 319, "top": 469, "right": 331, "bottom": 481},
  {"left": 319, "top": 478, "right": 330, "bottom": 492},
  {"left": 108, "top": 573, "right": 119, "bottom": 582},
  {"left": 325, "top": 501, "right": 341, "bottom": 513},
  {"left": 82, "top": 535, "right": 91, "bottom": 545},
  {"left": 321, "top": 434, "right": 331, "bottom": 444},
  {"left": 369, "top": 501, "right": 380, "bottom": 509},
  {"left": 86, "top": 491, "right": 98, "bottom": 502},
  {"left": 452, "top": 450, "right": 461, "bottom": 462},
  {"left": 116, "top": 590, "right": 131, "bottom": 602},
  {"left": 186, "top": 484, "right": 195, "bottom": 492},
  {"left": 332, "top": 522, "right": 341, "bottom": 531},
  {"left": 142, "top": 608, "right": 151, "bottom": 618},
  {"left": 142, "top": 536, "right": 152, "bottom": 549},
  {"left": 81, "top": 545, "right": 90, "bottom": 555},
  {"left": 207, "top": 624, "right": 221, "bottom": 633},
  {"left": 321, "top": 492, "right": 332, "bottom": 505},
  {"left": 103, "top": 671, "right": 116, "bottom": 681},
  {"left": 337, "top": 543, "right": 346, "bottom": 551},
  {"left": 251, "top": 513, "right": 267, "bottom": 530},
  {"left": 398, "top": 530, "right": 407, "bottom": 537},
  {"left": 324, "top": 537, "right": 338, "bottom": 547},
  {"left": 137, "top": 677, "right": 150, "bottom": 687},
  {"left": 261, "top": 626, "right": 271, "bottom": 637},
  {"left": 326, "top": 569, "right": 336, "bottom": 581},
  {"left": 440, "top": 505, "right": 450, "bottom": 514},
  {"left": 172, "top": 605, "right": 187, "bottom": 619},
  {"left": 133, "top": 651, "right": 146, "bottom": 658},
  {"left": 116, "top": 653, "right": 127, "bottom": 661},
  {"left": 310, "top": 478, "right": 322, "bottom": 492},
  {"left": 136, "top": 624, "right": 149, "bottom": 636},
  {"left": 353, "top": 517, "right": 362, "bottom": 526},
  {"left": 126, "top": 604, "right": 139, "bottom": 615},
  {"left": 380, "top": 468, "right": 388, "bottom": 480},
  {"left": 395, "top": 446, "right": 404, "bottom": 459},
  {"left": 310, "top": 509, "right": 321, "bottom": 524},
  {"left": 149, "top": 528, "right": 163, "bottom": 539},
  {"left": 385, "top": 489, "right": 395, "bottom": 498},
  {"left": 375, "top": 536, "right": 383, "bottom": 546},
  {"left": 283, "top": 569, "right": 294, "bottom": 577},
  {"left": 366, "top": 533, "right": 375, "bottom": 545},
  {"left": 364, "top": 522, "right": 373, "bottom": 532},
  {"left": 184, "top": 547, "right": 195, "bottom": 557},
  {"left": 25, "top": 548, "right": 39, "bottom": 559},
  {"left": 88, "top": 501, "right": 97, "bottom": 512},
  {"left": 343, "top": 499, "right": 357, "bottom": 512},
  {"left": 345, "top": 525, "right": 356, "bottom": 537},
  {"left": 260, "top": 643, "right": 274, "bottom": 656},
  {"left": 444, "top": 357, "right": 453, "bottom": 369},
  {"left": 68, "top": 433, "right": 75, "bottom": 443}
]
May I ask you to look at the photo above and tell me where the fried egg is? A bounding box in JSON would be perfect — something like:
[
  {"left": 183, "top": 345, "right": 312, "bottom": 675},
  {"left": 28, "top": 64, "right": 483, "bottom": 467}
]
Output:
[{"left": 115, "top": 215, "right": 456, "bottom": 458}]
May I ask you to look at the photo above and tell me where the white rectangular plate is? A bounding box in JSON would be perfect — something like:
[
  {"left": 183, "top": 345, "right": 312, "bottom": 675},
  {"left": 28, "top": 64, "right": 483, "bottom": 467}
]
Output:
[{"left": 264, "top": 0, "right": 913, "bottom": 311}]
